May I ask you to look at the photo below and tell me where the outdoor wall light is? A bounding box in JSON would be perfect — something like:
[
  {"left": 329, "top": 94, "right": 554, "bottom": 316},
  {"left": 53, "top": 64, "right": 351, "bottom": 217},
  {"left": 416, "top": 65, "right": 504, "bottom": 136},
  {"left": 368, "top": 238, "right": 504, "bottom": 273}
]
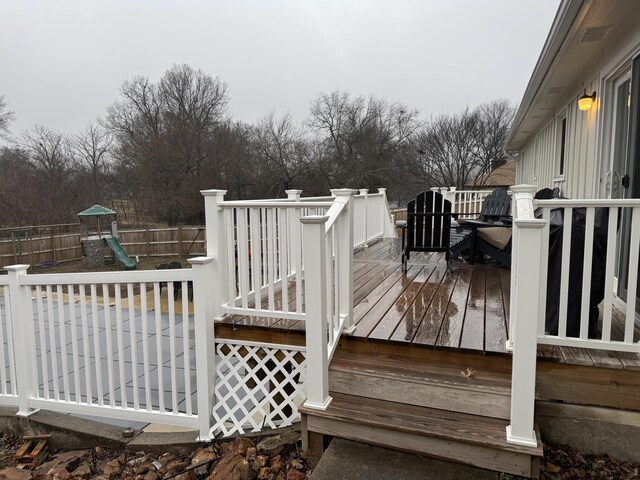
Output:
[{"left": 578, "top": 90, "right": 596, "bottom": 111}]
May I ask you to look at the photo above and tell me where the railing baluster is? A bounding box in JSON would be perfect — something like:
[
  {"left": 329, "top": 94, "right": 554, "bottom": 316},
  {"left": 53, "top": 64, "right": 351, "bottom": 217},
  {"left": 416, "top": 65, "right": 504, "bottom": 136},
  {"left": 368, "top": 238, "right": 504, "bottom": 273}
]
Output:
[
  {"left": 226, "top": 209, "right": 237, "bottom": 305},
  {"left": 140, "top": 283, "right": 152, "bottom": 411},
  {"left": 237, "top": 208, "right": 250, "bottom": 309},
  {"left": 601, "top": 207, "right": 618, "bottom": 342},
  {"left": 579, "top": 208, "right": 595, "bottom": 340},
  {"left": 250, "top": 208, "right": 262, "bottom": 310},
  {"left": 68, "top": 285, "right": 81, "bottom": 403},
  {"left": 154, "top": 282, "right": 165, "bottom": 412},
  {"left": 538, "top": 208, "right": 551, "bottom": 336},
  {"left": 91, "top": 284, "right": 103, "bottom": 406},
  {"left": 181, "top": 284, "right": 192, "bottom": 416},
  {"left": 115, "top": 285, "right": 128, "bottom": 408},
  {"left": 79, "top": 285, "right": 92, "bottom": 405},
  {"left": 279, "top": 208, "right": 289, "bottom": 313},
  {"left": 267, "top": 208, "right": 276, "bottom": 311},
  {"left": 47, "top": 286, "right": 59, "bottom": 400},
  {"left": 167, "top": 283, "right": 178, "bottom": 414},
  {"left": 625, "top": 207, "right": 640, "bottom": 343},
  {"left": 127, "top": 283, "right": 139, "bottom": 410},
  {"left": 103, "top": 284, "right": 115, "bottom": 407},
  {"left": 57, "top": 285, "right": 70, "bottom": 402},
  {"left": 558, "top": 207, "right": 572, "bottom": 338}
]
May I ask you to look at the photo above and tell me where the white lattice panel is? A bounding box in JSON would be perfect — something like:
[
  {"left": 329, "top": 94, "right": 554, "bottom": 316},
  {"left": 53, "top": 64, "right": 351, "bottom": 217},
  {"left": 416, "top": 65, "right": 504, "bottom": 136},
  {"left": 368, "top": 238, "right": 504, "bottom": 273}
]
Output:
[{"left": 212, "top": 340, "right": 306, "bottom": 437}]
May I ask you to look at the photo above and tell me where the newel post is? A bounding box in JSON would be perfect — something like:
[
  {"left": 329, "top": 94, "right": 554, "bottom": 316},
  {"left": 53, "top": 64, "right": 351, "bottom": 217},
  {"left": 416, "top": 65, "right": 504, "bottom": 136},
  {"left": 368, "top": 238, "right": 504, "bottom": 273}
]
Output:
[
  {"left": 301, "top": 215, "right": 331, "bottom": 410},
  {"left": 332, "top": 189, "right": 357, "bottom": 334},
  {"left": 188, "top": 256, "right": 216, "bottom": 441},
  {"left": 5, "top": 265, "right": 38, "bottom": 417},
  {"left": 507, "top": 185, "right": 543, "bottom": 448},
  {"left": 378, "top": 188, "right": 395, "bottom": 238},
  {"left": 358, "top": 189, "right": 369, "bottom": 247},
  {"left": 201, "top": 189, "right": 227, "bottom": 320}
]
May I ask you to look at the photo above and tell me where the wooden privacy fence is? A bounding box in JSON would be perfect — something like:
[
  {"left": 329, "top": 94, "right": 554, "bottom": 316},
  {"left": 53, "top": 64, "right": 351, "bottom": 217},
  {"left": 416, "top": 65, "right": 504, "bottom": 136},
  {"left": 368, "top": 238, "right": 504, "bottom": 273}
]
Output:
[{"left": 0, "top": 226, "right": 206, "bottom": 268}]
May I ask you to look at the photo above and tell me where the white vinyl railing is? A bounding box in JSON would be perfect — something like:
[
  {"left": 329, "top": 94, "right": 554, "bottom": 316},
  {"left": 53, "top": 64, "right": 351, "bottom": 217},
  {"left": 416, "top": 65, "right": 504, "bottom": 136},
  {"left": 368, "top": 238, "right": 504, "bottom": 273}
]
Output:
[
  {"left": 0, "top": 185, "right": 396, "bottom": 440},
  {"left": 447, "top": 188, "right": 493, "bottom": 218},
  {"left": 0, "top": 260, "right": 217, "bottom": 440},
  {"left": 507, "top": 185, "right": 640, "bottom": 449}
]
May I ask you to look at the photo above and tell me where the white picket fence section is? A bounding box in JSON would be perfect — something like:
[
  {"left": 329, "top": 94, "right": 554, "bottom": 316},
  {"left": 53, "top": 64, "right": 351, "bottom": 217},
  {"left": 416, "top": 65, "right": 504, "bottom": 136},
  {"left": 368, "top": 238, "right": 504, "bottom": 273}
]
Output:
[{"left": 507, "top": 185, "right": 640, "bottom": 449}]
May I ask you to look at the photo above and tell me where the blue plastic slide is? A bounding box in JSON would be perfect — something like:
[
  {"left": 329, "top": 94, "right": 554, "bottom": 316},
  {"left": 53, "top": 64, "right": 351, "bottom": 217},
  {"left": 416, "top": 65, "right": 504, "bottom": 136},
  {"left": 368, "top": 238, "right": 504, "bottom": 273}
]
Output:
[{"left": 105, "top": 236, "right": 137, "bottom": 270}]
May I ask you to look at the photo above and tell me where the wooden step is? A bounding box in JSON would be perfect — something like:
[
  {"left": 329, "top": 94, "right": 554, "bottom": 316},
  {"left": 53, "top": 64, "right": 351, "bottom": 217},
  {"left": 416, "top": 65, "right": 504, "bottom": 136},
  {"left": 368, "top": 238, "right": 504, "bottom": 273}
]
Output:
[
  {"left": 330, "top": 351, "right": 512, "bottom": 419},
  {"left": 300, "top": 393, "right": 542, "bottom": 478}
]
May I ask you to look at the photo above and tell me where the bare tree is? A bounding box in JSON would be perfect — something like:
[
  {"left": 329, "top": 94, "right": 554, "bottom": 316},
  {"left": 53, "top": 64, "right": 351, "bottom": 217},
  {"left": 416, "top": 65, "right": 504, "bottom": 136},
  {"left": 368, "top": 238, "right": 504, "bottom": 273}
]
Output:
[
  {"left": 107, "top": 64, "right": 229, "bottom": 224},
  {"left": 308, "top": 91, "right": 422, "bottom": 196},
  {"left": 413, "top": 100, "right": 517, "bottom": 191},
  {"left": 0, "top": 95, "right": 15, "bottom": 140},
  {"left": 71, "top": 122, "right": 113, "bottom": 203},
  {"left": 20, "top": 125, "right": 71, "bottom": 185},
  {"left": 252, "top": 112, "right": 309, "bottom": 196}
]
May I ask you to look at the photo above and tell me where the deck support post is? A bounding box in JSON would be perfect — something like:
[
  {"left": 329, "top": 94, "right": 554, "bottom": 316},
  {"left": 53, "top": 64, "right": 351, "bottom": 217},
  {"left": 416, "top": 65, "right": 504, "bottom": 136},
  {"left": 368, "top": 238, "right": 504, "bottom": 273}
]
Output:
[
  {"left": 359, "top": 189, "right": 369, "bottom": 247},
  {"left": 332, "top": 189, "right": 357, "bottom": 334},
  {"left": 189, "top": 256, "right": 217, "bottom": 441},
  {"left": 301, "top": 215, "right": 331, "bottom": 410},
  {"left": 200, "top": 189, "right": 227, "bottom": 320},
  {"left": 5, "top": 265, "right": 39, "bottom": 417},
  {"left": 507, "top": 185, "right": 543, "bottom": 448}
]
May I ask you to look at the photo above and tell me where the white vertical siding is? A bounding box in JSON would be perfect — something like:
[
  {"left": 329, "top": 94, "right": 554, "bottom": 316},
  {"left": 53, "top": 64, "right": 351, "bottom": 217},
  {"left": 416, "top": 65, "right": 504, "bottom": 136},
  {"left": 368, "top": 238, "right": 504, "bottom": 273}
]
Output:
[{"left": 516, "top": 78, "right": 600, "bottom": 199}]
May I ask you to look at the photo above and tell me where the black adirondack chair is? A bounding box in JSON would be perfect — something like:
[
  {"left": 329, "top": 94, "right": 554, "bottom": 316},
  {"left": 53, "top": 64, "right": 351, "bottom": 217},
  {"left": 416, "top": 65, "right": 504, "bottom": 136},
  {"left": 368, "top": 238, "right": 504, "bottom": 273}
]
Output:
[
  {"left": 398, "top": 191, "right": 455, "bottom": 271},
  {"left": 472, "top": 187, "right": 562, "bottom": 267}
]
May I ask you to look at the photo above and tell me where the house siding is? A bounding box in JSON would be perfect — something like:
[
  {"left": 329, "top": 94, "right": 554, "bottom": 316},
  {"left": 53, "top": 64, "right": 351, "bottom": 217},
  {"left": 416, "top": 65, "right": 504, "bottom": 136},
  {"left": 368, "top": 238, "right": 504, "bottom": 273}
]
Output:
[{"left": 515, "top": 5, "right": 640, "bottom": 200}]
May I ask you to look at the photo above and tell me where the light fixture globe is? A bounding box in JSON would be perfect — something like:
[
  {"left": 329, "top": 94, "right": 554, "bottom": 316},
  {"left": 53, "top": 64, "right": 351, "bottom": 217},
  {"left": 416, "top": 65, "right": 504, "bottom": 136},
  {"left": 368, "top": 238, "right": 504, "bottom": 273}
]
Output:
[{"left": 578, "top": 90, "right": 596, "bottom": 111}]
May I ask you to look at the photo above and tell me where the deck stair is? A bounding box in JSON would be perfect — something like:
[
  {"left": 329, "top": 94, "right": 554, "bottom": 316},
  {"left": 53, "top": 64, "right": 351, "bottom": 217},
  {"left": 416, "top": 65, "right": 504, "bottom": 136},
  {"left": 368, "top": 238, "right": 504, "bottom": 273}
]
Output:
[{"left": 300, "top": 350, "right": 543, "bottom": 478}]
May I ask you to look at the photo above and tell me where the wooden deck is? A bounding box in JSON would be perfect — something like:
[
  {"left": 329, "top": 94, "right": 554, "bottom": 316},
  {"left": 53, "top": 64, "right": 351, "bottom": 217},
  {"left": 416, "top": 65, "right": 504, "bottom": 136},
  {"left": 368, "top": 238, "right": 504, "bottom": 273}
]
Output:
[{"left": 218, "top": 237, "right": 640, "bottom": 369}]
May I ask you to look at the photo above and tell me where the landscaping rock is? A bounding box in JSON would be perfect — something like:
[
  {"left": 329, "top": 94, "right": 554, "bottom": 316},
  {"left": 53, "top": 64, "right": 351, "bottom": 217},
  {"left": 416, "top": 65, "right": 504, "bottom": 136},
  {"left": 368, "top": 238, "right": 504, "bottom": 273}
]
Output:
[
  {"left": 0, "top": 467, "right": 33, "bottom": 480},
  {"left": 208, "top": 453, "right": 254, "bottom": 480},
  {"left": 45, "top": 466, "right": 71, "bottom": 480},
  {"left": 285, "top": 470, "right": 306, "bottom": 480},
  {"left": 71, "top": 462, "right": 93, "bottom": 479},
  {"left": 256, "top": 432, "right": 300, "bottom": 456}
]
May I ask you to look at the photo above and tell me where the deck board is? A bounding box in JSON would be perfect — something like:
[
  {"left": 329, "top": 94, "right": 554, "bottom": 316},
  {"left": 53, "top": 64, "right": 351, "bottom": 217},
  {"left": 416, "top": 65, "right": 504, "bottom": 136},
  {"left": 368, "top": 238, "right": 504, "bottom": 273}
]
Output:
[
  {"left": 459, "top": 268, "right": 486, "bottom": 351},
  {"left": 435, "top": 268, "right": 472, "bottom": 349},
  {"left": 216, "top": 237, "right": 639, "bottom": 364}
]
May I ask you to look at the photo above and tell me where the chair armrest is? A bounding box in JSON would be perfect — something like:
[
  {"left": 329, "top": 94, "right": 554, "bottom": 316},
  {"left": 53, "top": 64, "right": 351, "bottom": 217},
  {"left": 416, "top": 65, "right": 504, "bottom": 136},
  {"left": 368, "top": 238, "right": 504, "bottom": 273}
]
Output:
[{"left": 395, "top": 220, "right": 407, "bottom": 228}]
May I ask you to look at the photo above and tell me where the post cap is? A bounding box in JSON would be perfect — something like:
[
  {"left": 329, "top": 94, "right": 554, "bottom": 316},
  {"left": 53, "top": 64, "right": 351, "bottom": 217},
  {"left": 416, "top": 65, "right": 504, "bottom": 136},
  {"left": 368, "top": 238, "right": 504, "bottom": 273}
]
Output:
[
  {"left": 510, "top": 185, "right": 537, "bottom": 194},
  {"left": 200, "top": 189, "right": 227, "bottom": 197},
  {"left": 4, "top": 264, "right": 30, "bottom": 272}
]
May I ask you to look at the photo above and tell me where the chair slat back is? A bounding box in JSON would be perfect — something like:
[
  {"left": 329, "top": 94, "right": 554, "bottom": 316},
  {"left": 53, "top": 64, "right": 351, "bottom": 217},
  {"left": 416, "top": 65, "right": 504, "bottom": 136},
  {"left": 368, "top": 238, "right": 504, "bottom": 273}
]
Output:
[
  {"left": 407, "top": 191, "right": 452, "bottom": 250},
  {"left": 479, "top": 188, "right": 510, "bottom": 220}
]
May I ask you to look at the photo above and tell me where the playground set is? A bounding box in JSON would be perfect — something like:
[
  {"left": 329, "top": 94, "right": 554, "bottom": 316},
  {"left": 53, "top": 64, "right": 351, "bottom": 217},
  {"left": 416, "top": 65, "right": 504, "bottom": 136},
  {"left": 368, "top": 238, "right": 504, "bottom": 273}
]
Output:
[{"left": 77, "top": 205, "right": 136, "bottom": 270}]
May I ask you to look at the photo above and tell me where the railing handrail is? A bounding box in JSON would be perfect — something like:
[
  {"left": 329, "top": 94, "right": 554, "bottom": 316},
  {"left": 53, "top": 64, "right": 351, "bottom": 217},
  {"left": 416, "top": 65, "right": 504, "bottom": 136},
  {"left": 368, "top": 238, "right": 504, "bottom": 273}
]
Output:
[
  {"left": 21, "top": 268, "right": 193, "bottom": 286},
  {"left": 219, "top": 200, "right": 333, "bottom": 208},
  {"left": 535, "top": 198, "right": 640, "bottom": 207},
  {"left": 324, "top": 197, "right": 348, "bottom": 233}
]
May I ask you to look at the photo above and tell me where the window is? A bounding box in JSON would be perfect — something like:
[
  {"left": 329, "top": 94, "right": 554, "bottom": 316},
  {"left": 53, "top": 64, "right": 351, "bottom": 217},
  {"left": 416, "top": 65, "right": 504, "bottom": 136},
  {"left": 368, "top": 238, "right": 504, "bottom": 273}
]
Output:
[{"left": 557, "top": 114, "right": 567, "bottom": 177}]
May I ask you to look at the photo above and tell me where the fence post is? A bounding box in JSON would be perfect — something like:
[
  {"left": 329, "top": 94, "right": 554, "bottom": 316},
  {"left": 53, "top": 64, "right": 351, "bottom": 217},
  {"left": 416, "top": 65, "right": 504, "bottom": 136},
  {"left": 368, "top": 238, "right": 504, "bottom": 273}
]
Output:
[
  {"left": 507, "top": 185, "right": 543, "bottom": 448},
  {"left": 332, "top": 189, "right": 357, "bottom": 334},
  {"left": 188, "top": 256, "right": 217, "bottom": 441},
  {"left": 301, "top": 215, "right": 331, "bottom": 410},
  {"left": 5, "top": 265, "right": 38, "bottom": 417},
  {"left": 201, "top": 189, "right": 227, "bottom": 320},
  {"left": 358, "top": 189, "right": 369, "bottom": 247}
]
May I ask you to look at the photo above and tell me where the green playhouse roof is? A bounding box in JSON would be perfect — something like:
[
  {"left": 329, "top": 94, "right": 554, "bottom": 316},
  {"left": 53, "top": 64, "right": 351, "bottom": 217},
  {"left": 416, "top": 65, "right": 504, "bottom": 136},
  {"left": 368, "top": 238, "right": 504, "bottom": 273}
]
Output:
[{"left": 77, "top": 205, "right": 117, "bottom": 217}]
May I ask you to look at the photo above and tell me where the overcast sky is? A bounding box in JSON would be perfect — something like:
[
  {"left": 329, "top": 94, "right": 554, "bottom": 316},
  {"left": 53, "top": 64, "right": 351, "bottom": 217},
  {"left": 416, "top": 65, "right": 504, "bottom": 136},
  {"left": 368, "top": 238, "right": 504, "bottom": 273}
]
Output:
[{"left": 0, "top": 0, "right": 559, "bottom": 136}]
